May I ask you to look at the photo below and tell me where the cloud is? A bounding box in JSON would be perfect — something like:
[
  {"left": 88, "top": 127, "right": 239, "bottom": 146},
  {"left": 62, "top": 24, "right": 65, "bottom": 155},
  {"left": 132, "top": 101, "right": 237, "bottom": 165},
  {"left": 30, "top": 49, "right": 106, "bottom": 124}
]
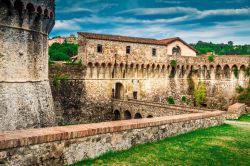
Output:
[
  {"left": 57, "top": 7, "right": 94, "bottom": 13},
  {"left": 118, "top": 7, "right": 250, "bottom": 18},
  {"left": 54, "top": 20, "right": 81, "bottom": 30}
]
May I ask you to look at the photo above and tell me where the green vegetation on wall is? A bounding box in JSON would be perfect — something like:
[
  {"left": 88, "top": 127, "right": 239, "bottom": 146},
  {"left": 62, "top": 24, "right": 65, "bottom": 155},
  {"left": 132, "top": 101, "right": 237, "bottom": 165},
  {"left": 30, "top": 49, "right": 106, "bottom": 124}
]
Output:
[
  {"left": 49, "top": 42, "right": 78, "bottom": 61},
  {"left": 208, "top": 55, "right": 214, "bottom": 62},
  {"left": 53, "top": 74, "right": 69, "bottom": 90},
  {"left": 192, "top": 41, "right": 250, "bottom": 55},
  {"left": 170, "top": 60, "right": 177, "bottom": 67},
  {"left": 236, "top": 83, "right": 250, "bottom": 106},
  {"left": 194, "top": 83, "right": 206, "bottom": 106},
  {"left": 166, "top": 97, "right": 175, "bottom": 105}
]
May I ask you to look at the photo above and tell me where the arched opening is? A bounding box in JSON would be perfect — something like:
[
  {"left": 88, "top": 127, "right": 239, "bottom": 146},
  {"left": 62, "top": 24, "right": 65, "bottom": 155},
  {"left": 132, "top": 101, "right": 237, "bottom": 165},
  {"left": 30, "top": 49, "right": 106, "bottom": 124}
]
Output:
[
  {"left": 172, "top": 46, "right": 181, "bottom": 56},
  {"left": 26, "top": 3, "right": 35, "bottom": 15},
  {"left": 134, "top": 113, "right": 142, "bottom": 119},
  {"left": 232, "top": 65, "right": 239, "bottom": 79},
  {"left": 124, "top": 110, "right": 132, "bottom": 120},
  {"left": 169, "top": 67, "right": 176, "bottom": 78},
  {"left": 114, "top": 110, "right": 120, "bottom": 120},
  {"left": 147, "top": 115, "right": 153, "bottom": 118},
  {"left": 37, "top": 6, "right": 42, "bottom": 15},
  {"left": 50, "top": 11, "right": 54, "bottom": 18},
  {"left": 223, "top": 65, "right": 230, "bottom": 79},
  {"left": 215, "top": 65, "right": 222, "bottom": 79},
  {"left": 44, "top": 9, "right": 49, "bottom": 17},
  {"left": 114, "top": 82, "right": 124, "bottom": 100},
  {"left": 14, "top": 0, "right": 24, "bottom": 16}
]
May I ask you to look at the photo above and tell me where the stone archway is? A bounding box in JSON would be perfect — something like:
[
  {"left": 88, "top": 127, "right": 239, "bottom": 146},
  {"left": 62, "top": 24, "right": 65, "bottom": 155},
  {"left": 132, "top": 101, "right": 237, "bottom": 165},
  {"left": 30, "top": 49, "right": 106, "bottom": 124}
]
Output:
[
  {"left": 114, "top": 82, "right": 124, "bottom": 100},
  {"left": 124, "top": 110, "right": 132, "bottom": 120},
  {"left": 114, "top": 110, "right": 121, "bottom": 120},
  {"left": 134, "top": 113, "right": 142, "bottom": 119}
]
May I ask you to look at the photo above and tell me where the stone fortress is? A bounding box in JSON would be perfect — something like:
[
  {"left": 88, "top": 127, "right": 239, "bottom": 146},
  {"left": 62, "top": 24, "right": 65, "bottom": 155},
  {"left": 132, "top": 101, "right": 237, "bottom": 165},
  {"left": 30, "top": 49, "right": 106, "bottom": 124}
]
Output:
[
  {"left": 50, "top": 32, "right": 249, "bottom": 125},
  {"left": 0, "top": 0, "right": 56, "bottom": 131},
  {"left": 0, "top": 0, "right": 249, "bottom": 165}
]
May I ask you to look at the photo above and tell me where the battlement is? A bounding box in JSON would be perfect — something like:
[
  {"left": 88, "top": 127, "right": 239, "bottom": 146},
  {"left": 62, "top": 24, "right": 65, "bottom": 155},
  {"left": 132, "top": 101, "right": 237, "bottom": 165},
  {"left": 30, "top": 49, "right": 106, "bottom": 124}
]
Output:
[{"left": 0, "top": 0, "right": 55, "bottom": 34}]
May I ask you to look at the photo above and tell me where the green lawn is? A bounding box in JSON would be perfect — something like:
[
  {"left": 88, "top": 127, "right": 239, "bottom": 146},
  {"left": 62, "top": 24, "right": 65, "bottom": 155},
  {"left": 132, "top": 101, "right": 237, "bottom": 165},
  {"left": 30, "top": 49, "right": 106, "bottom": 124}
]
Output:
[
  {"left": 72, "top": 124, "right": 250, "bottom": 166},
  {"left": 236, "top": 114, "right": 250, "bottom": 122}
]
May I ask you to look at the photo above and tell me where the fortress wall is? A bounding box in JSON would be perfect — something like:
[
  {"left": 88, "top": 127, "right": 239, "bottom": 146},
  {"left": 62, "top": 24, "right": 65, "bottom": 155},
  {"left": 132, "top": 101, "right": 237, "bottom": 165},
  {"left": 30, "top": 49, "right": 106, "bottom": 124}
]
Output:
[
  {"left": 0, "top": 0, "right": 56, "bottom": 131},
  {"left": 49, "top": 54, "right": 249, "bottom": 125},
  {"left": 0, "top": 111, "right": 224, "bottom": 165}
]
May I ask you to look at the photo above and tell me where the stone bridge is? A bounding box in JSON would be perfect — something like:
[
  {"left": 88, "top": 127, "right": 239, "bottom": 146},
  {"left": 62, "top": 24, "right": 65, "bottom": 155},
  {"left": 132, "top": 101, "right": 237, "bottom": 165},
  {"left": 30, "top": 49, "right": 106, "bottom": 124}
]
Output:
[{"left": 112, "top": 99, "right": 218, "bottom": 120}]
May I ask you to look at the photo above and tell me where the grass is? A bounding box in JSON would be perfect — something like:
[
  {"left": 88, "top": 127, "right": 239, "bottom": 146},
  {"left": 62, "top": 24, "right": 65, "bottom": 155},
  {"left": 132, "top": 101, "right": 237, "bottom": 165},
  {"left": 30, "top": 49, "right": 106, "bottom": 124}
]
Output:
[
  {"left": 236, "top": 114, "right": 250, "bottom": 122},
  {"left": 72, "top": 124, "right": 250, "bottom": 166}
]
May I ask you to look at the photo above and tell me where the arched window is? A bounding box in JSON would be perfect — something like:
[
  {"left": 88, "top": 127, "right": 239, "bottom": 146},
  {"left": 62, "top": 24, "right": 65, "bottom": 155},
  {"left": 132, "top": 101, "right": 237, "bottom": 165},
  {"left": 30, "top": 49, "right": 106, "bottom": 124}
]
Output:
[
  {"left": 14, "top": 0, "right": 24, "bottom": 16},
  {"left": 114, "top": 110, "right": 120, "bottom": 120},
  {"left": 134, "top": 113, "right": 142, "bottom": 119},
  {"left": 172, "top": 46, "right": 181, "bottom": 56},
  {"left": 124, "top": 110, "right": 132, "bottom": 120}
]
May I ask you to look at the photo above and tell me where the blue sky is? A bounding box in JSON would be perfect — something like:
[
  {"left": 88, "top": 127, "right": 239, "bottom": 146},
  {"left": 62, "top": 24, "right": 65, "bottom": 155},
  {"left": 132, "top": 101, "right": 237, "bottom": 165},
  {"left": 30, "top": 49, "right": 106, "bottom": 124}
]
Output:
[{"left": 52, "top": 0, "right": 250, "bottom": 44}]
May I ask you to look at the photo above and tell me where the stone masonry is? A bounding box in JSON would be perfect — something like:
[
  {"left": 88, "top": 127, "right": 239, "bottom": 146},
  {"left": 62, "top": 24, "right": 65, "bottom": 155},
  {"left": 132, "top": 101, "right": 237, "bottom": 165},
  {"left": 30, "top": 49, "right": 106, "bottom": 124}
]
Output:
[
  {"left": 0, "top": 111, "right": 225, "bottom": 165},
  {"left": 0, "top": 0, "right": 56, "bottom": 131}
]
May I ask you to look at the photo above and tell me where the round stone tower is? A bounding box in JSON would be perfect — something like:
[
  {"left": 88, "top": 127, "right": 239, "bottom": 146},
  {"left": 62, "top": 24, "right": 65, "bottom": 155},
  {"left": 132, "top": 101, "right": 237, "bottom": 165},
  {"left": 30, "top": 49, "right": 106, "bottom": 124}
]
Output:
[{"left": 0, "top": 0, "right": 56, "bottom": 131}]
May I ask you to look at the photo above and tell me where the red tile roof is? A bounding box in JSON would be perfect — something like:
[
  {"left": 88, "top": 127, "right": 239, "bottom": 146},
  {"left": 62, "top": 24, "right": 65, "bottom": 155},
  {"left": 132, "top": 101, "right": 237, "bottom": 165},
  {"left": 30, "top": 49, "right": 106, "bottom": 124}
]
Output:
[{"left": 78, "top": 32, "right": 198, "bottom": 52}]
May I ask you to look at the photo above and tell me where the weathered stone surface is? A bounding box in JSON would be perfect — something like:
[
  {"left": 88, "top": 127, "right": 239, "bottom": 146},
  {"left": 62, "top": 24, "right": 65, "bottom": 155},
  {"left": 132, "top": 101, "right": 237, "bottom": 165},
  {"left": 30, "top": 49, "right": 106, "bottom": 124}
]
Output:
[
  {"left": 226, "top": 103, "right": 246, "bottom": 119},
  {"left": 0, "top": 0, "right": 56, "bottom": 131},
  {"left": 0, "top": 111, "right": 225, "bottom": 165}
]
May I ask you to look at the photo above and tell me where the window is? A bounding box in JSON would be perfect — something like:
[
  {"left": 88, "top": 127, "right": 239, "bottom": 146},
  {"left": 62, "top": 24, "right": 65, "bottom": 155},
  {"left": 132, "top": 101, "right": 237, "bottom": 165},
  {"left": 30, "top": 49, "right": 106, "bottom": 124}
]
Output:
[
  {"left": 172, "top": 46, "right": 181, "bottom": 56},
  {"left": 126, "top": 46, "right": 131, "bottom": 54},
  {"left": 97, "top": 44, "right": 103, "bottom": 53},
  {"left": 152, "top": 48, "right": 157, "bottom": 56}
]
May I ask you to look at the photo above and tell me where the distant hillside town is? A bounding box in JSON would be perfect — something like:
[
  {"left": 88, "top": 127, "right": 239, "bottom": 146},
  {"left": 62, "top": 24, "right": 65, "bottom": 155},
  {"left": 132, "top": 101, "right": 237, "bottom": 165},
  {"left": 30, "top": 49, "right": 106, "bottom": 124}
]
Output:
[{"left": 48, "top": 34, "right": 78, "bottom": 46}]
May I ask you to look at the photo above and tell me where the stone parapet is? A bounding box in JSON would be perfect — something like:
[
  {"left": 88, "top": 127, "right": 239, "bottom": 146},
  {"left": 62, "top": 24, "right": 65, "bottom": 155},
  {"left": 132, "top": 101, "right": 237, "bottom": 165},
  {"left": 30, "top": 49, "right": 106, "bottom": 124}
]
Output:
[
  {"left": 0, "top": 111, "right": 225, "bottom": 165},
  {"left": 226, "top": 103, "right": 246, "bottom": 119}
]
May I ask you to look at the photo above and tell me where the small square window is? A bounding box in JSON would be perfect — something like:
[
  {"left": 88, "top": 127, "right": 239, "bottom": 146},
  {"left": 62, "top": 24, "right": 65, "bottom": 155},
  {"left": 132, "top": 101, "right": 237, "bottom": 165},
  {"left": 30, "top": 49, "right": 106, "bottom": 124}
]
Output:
[
  {"left": 152, "top": 48, "right": 157, "bottom": 56},
  {"left": 126, "top": 46, "right": 131, "bottom": 54},
  {"left": 97, "top": 44, "right": 103, "bottom": 53}
]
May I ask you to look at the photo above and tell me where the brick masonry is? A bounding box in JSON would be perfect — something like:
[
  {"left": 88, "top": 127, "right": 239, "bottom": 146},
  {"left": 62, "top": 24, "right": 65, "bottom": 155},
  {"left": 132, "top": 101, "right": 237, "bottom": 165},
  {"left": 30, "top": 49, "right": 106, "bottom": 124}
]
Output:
[{"left": 0, "top": 111, "right": 225, "bottom": 165}]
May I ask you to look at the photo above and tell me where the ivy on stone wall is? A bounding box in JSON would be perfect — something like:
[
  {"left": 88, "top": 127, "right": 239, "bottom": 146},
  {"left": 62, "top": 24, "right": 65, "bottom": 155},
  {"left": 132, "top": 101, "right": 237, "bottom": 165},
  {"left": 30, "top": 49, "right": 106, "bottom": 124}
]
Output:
[
  {"left": 194, "top": 83, "right": 206, "bottom": 106},
  {"left": 53, "top": 74, "right": 69, "bottom": 90},
  {"left": 170, "top": 60, "right": 177, "bottom": 67}
]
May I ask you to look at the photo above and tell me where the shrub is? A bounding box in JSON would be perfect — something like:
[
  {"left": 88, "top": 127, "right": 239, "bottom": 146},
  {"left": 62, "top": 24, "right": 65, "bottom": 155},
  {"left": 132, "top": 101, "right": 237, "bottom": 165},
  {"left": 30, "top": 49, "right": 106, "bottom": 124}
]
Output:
[
  {"left": 53, "top": 74, "right": 69, "bottom": 90},
  {"left": 245, "top": 67, "right": 250, "bottom": 76},
  {"left": 167, "top": 97, "right": 175, "bottom": 105},
  {"left": 49, "top": 60, "right": 55, "bottom": 66},
  {"left": 194, "top": 83, "right": 206, "bottom": 106},
  {"left": 236, "top": 85, "right": 244, "bottom": 93},
  {"left": 208, "top": 55, "right": 214, "bottom": 62},
  {"left": 170, "top": 60, "right": 177, "bottom": 67},
  {"left": 181, "top": 96, "right": 187, "bottom": 103},
  {"left": 49, "top": 52, "right": 70, "bottom": 61}
]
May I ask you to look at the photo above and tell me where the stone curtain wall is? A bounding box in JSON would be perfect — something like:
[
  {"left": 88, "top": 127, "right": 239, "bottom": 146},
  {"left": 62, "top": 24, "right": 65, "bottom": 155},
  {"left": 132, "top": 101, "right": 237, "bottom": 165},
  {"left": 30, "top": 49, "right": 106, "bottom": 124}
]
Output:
[
  {"left": 0, "top": 111, "right": 224, "bottom": 166},
  {"left": 0, "top": 0, "right": 56, "bottom": 131}
]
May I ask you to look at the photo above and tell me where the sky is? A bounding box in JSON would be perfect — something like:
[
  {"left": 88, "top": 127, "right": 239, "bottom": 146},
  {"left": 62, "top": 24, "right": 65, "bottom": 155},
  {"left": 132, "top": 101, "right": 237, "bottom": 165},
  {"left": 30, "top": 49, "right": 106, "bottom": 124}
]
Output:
[{"left": 52, "top": 0, "right": 250, "bottom": 44}]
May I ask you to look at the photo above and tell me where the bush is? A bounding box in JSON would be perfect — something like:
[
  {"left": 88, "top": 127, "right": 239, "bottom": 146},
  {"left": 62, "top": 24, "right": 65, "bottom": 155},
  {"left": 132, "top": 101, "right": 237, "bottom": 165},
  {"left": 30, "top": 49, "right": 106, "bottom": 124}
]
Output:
[
  {"left": 50, "top": 52, "right": 70, "bottom": 61},
  {"left": 181, "top": 96, "right": 187, "bottom": 103},
  {"left": 53, "top": 74, "right": 69, "bottom": 90},
  {"left": 49, "top": 42, "right": 78, "bottom": 61},
  {"left": 236, "top": 85, "right": 244, "bottom": 93},
  {"left": 49, "top": 60, "right": 55, "bottom": 66},
  {"left": 194, "top": 83, "right": 206, "bottom": 106},
  {"left": 208, "top": 55, "right": 214, "bottom": 62},
  {"left": 244, "top": 67, "right": 250, "bottom": 76},
  {"left": 170, "top": 60, "right": 177, "bottom": 67},
  {"left": 167, "top": 97, "right": 175, "bottom": 105}
]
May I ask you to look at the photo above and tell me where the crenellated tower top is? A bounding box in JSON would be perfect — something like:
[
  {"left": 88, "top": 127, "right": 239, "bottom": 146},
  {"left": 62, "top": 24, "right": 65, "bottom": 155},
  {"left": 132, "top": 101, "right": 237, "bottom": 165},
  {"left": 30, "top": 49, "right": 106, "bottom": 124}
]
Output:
[{"left": 0, "top": 0, "right": 55, "bottom": 34}]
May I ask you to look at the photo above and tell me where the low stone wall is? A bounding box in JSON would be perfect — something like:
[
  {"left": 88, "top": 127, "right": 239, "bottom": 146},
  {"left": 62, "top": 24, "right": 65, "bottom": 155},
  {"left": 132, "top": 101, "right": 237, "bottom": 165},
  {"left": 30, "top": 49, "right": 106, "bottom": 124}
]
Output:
[
  {"left": 226, "top": 103, "right": 246, "bottom": 119},
  {"left": 0, "top": 111, "right": 225, "bottom": 166}
]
